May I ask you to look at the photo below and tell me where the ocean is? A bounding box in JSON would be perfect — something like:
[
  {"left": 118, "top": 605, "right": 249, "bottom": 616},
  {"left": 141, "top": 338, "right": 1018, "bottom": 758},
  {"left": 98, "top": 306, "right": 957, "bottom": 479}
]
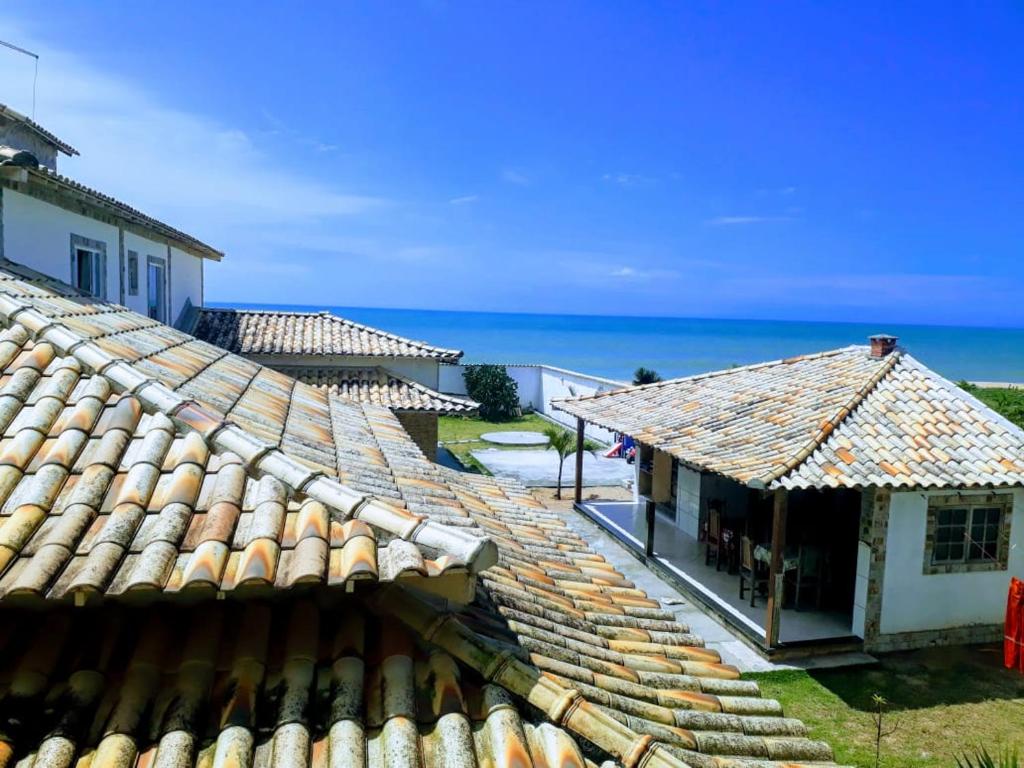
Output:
[{"left": 212, "top": 302, "right": 1024, "bottom": 384}]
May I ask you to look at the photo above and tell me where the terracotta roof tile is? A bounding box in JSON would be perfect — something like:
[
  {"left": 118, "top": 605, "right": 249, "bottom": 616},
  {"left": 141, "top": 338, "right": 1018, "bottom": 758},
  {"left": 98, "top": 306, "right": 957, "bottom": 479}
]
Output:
[
  {"left": 284, "top": 365, "right": 477, "bottom": 413},
  {"left": 190, "top": 307, "right": 463, "bottom": 361},
  {"left": 555, "top": 345, "right": 1024, "bottom": 490},
  {"left": 0, "top": 258, "right": 840, "bottom": 767}
]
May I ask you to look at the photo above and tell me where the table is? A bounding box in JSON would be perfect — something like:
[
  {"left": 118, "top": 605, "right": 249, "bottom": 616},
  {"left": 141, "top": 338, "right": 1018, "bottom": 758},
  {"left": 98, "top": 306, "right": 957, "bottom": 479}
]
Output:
[{"left": 753, "top": 544, "right": 799, "bottom": 572}]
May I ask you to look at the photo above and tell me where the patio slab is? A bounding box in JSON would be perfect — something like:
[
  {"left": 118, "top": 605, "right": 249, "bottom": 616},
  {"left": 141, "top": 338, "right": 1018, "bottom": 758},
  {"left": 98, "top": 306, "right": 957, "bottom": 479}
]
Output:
[
  {"left": 480, "top": 430, "right": 549, "bottom": 446},
  {"left": 470, "top": 448, "right": 634, "bottom": 487}
]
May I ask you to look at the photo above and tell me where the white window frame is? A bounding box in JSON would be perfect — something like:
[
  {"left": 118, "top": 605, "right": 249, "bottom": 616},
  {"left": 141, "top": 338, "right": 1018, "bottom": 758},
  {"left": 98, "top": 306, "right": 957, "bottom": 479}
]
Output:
[
  {"left": 69, "top": 234, "right": 107, "bottom": 299},
  {"left": 146, "top": 255, "right": 168, "bottom": 323}
]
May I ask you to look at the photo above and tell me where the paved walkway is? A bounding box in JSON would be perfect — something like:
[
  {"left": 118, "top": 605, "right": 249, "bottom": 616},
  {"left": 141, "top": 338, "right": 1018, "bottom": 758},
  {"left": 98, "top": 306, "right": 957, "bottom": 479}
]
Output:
[{"left": 561, "top": 506, "right": 875, "bottom": 672}]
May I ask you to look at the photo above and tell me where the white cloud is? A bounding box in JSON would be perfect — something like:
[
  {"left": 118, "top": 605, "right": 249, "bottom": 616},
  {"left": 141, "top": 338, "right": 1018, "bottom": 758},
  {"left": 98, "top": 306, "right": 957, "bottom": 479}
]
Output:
[
  {"left": 501, "top": 168, "right": 530, "bottom": 185},
  {"left": 602, "top": 172, "right": 654, "bottom": 187},
  {"left": 608, "top": 265, "right": 679, "bottom": 280},
  {"left": 0, "top": 19, "right": 386, "bottom": 251},
  {"left": 706, "top": 215, "right": 793, "bottom": 226},
  {"left": 449, "top": 194, "right": 479, "bottom": 205}
]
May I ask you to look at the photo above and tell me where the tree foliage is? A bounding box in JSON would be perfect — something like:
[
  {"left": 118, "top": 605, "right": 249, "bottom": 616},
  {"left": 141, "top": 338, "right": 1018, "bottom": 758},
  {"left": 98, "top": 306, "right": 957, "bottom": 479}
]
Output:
[
  {"left": 544, "top": 426, "right": 576, "bottom": 500},
  {"left": 463, "top": 364, "right": 520, "bottom": 421},
  {"left": 633, "top": 366, "right": 663, "bottom": 385},
  {"left": 544, "top": 426, "right": 599, "bottom": 499}
]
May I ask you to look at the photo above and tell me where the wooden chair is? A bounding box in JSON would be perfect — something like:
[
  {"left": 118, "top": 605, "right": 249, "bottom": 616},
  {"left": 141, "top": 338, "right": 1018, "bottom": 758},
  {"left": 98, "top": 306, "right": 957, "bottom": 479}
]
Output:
[
  {"left": 705, "top": 504, "right": 723, "bottom": 569},
  {"left": 790, "top": 545, "right": 824, "bottom": 611},
  {"left": 739, "top": 536, "right": 768, "bottom": 607}
]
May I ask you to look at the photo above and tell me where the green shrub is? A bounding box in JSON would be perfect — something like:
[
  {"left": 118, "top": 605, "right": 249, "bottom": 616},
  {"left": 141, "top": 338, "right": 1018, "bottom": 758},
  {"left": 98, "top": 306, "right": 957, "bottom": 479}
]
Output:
[{"left": 463, "top": 365, "right": 520, "bottom": 422}]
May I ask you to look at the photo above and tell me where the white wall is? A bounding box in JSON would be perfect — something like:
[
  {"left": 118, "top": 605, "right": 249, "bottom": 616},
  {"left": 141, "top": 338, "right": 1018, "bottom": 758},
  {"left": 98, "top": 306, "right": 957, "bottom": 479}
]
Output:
[
  {"left": 3, "top": 188, "right": 119, "bottom": 297},
  {"left": 439, "top": 362, "right": 623, "bottom": 443},
  {"left": 123, "top": 230, "right": 167, "bottom": 315},
  {"left": 170, "top": 246, "right": 203, "bottom": 323},
  {"left": 879, "top": 488, "right": 1023, "bottom": 634},
  {"left": 3, "top": 189, "right": 204, "bottom": 322},
  {"left": 675, "top": 464, "right": 701, "bottom": 538}
]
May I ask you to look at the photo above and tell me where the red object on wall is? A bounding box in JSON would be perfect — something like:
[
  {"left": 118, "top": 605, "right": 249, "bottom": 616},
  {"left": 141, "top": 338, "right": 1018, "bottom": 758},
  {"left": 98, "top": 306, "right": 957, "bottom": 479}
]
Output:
[{"left": 1006, "top": 577, "right": 1024, "bottom": 671}]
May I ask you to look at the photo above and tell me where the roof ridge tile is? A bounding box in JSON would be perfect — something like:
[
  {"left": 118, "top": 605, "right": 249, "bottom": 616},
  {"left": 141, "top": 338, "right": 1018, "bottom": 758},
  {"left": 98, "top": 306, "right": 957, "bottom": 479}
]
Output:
[{"left": 0, "top": 291, "right": 497, "bottom": 573}]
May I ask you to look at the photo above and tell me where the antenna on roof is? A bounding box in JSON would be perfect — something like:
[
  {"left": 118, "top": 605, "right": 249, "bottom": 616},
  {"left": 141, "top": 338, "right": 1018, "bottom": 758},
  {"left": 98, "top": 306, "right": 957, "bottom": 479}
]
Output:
[{"left": 0, "top": 39, "right": 40, "bottom": 119}]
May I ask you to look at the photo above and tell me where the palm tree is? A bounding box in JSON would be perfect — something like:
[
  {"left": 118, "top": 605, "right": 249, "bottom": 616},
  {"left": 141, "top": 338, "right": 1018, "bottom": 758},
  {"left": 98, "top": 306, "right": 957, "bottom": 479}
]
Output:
[
  {"left": 633, "top": 366, "right": 663, "bottom": 385},
  {"left": 544, "top": 426, "right": 577, "bottom": 500}
]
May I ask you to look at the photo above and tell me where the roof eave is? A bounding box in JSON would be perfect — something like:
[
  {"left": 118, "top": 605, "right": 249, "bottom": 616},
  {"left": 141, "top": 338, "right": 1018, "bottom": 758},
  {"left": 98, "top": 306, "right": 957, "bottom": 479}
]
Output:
[{"left": 20, "top": 168, "right": 223, "bottom": 261}]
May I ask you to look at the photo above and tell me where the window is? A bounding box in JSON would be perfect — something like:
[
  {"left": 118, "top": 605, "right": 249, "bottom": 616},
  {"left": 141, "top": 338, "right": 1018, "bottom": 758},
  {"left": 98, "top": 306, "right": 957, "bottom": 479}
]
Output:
[
  {"left": 924, "top": 494, "right": 1011, "bottom": 574},
  {"left": 127, "top": 251, "right": 139, "bottom": 296},
  {"left": 147, "top": 256, "right": 167, "bottom": 323},
  {"left": 69, "top": 235, "right": 107, "bottom": 299}
]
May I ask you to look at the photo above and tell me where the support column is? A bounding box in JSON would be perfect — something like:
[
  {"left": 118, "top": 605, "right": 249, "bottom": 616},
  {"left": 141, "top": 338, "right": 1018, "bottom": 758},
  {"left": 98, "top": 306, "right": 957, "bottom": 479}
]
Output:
[
  {"left": 765, "top": 488, "right": 788, "bottom": 648},
  {"left": 574, "top": 418, "right": 585, "bottom": 504},
  {"left": 645, "top": 498, "right": 657, "bottom": 558}
]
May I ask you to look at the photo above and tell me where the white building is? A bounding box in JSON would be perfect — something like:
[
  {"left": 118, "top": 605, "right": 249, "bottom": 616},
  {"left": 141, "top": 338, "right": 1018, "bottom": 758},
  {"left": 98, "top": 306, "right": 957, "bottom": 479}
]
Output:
[
  {"left": 557, "top": 335, "right": 1024, "bottom": 654},
  {"left": 0, "top": 103, "right": 222, "bottom": 326}
]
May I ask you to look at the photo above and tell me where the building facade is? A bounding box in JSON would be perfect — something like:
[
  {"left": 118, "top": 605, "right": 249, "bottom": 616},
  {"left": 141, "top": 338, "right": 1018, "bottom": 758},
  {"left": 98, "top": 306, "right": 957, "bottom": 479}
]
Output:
[
  {"left": 0, "top": 103, "right": 222, "bottom": 327},
  {"left": 557, "top": 338, "right": 1024, "bottom": 653}
]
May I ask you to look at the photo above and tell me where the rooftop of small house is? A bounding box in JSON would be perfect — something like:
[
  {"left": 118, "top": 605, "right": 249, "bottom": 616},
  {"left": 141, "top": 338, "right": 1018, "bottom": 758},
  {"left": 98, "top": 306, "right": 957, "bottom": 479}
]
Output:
[
  {"left": 0, "top": 256, "right": 840, "bottom": 767},
  {"left": 554, "top": 336, "right": 1024, "bottom": 491},
  {"left": 188, "top": 305, "right": 464, "bottom": 362},
  {"left": 280, "top": 364, "right": 477, "bottom": 413}
]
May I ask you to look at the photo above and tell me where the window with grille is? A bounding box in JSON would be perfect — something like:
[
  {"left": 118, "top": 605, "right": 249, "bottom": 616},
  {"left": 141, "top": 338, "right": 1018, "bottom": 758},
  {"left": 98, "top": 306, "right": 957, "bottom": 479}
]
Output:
[{"left": 926, "top": 495, "right": 1010, "bottom": 572}]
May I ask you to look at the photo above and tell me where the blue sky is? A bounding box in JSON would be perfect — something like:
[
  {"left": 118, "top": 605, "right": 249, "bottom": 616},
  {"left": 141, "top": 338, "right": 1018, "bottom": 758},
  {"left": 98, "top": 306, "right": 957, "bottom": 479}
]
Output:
[{"left": 1, "top": 3, "right": 1022, "bottom": 325}]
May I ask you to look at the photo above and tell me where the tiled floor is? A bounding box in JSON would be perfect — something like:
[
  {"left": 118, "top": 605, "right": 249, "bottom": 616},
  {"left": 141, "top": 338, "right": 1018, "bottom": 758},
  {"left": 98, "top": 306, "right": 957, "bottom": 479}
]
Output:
[{"left": 581, "top": 501, "right": 855, "bottom": 644}]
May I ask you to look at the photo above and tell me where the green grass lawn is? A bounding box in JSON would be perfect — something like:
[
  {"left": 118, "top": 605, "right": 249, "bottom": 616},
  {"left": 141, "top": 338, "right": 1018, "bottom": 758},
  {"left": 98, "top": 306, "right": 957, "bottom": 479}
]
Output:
[
  {"left": 438, "top": 413, "right": 576, "bottom": 474},
  {"left": 748, "top": 644, "right": 1024, "bottom": 767}
]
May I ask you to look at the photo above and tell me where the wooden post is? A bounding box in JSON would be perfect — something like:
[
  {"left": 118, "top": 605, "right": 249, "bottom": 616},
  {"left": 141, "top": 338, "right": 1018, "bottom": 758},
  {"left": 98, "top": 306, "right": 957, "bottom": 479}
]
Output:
[
  {"left": 573, "top": 418, "right": 585, "bottom": 504},
  {"left": 764, "top": 488, "right": 788, "bottom": 648},
  {"left": 645, "top": 498, "right": 657, "bottom": 558}
]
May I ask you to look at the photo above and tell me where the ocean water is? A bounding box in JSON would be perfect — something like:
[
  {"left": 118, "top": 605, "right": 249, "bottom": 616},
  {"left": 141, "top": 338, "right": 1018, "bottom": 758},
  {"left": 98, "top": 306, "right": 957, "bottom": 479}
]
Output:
[{"left": 212, "top": 302, "right": 1024, "bottom": 384}]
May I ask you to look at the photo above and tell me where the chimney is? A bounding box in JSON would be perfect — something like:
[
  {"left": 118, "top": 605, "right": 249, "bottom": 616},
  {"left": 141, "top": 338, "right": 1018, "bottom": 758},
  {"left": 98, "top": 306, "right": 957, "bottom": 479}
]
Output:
[{"left": 869, "top": 334, "right": 898, "bottom": 358}]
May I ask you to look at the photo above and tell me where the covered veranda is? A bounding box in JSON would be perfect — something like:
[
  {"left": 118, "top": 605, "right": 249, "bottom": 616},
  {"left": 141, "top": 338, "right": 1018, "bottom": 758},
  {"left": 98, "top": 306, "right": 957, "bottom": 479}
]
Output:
[{"left": 565, "top": 421, "right": 862, "bottom": 652}]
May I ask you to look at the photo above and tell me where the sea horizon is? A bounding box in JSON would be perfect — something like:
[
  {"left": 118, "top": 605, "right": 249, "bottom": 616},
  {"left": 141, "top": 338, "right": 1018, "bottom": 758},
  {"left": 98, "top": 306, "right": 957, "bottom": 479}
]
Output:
[{"left": 209, "top": 301, "right": 1024, "bottom": 384}]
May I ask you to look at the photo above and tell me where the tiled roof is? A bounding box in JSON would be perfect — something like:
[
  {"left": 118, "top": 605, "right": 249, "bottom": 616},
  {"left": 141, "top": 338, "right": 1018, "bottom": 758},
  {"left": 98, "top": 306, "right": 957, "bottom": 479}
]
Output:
[
  {"left": 555, "top": 345, "right": 1024, "bottom": 490},
  {"left": 0, "top": 103, "right": 79, "bottom": 156},
  {"left": 0, "top": 259, "right": 839, "bottom": 766},
  {"left": 0, "top": 259, "right": 494, "bottom": 589},
  {"left": 284, "top": 365, "right": 477, "bottom": 413},
  {"left": 190, "top": 307, "right": 463, "bottom": 361},
  {"left": 0, "top": 413, "right": 838, "bottom": 766}
]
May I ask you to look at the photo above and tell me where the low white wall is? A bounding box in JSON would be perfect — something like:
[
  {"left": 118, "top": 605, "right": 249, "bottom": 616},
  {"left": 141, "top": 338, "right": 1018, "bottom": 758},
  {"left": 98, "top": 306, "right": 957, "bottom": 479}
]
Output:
[
  {"left": 879, "top": 488, "right": 1023, "bottom": 635},
  {"left": 439, "top": 363, "right": 624, "bottom": 444}
]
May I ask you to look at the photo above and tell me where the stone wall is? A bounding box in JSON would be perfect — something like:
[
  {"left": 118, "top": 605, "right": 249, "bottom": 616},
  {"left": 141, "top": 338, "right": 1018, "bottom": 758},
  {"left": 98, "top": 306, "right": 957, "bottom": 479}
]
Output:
[
  {"left": 859, "top": 487, "right": 890, "bottom": 649},
  {"left": 397, "top": 412, "right": 439, "bottom": 461}
]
